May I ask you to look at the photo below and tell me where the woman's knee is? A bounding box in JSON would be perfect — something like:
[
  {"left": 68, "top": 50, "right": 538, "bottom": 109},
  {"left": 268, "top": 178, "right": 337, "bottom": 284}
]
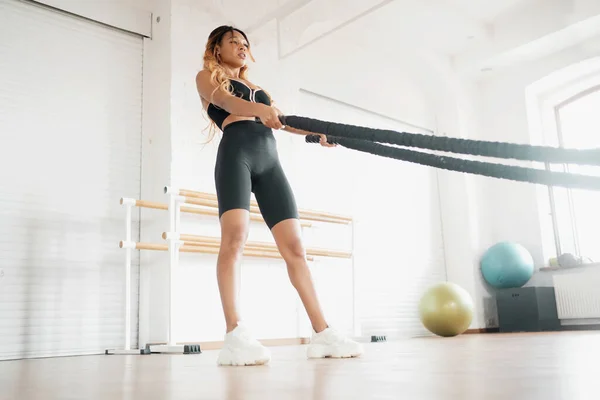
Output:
[
  {"left": 219, "top": 210, "right": 249, "bottom": 258},
  {"left": 270, "top": 219, "right": 307, "bottom": 263},
  {"left": 221, "top": 231, "right": 247, "bottom": 253},
  {"left": 281, "top": 239, "right": 307, "bottom": 263}
]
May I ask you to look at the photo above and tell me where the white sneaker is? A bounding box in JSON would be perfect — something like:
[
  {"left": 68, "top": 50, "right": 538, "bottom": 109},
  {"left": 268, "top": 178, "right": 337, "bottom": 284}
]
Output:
[
  {"left": 217, "top": 323, "right": 271, "bottom": 366},
  {"left": 307, "top": 327, "right": 364, "bottom": 359}
]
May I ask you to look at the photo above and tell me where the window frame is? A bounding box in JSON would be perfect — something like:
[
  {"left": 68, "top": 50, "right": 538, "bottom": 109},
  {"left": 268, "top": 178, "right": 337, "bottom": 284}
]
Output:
[
  {"left": 548, "top": 85, "right": 600, "bottom": 257},
  {"left": 526, "top": 56, "right": 600, "bottom": 262}
]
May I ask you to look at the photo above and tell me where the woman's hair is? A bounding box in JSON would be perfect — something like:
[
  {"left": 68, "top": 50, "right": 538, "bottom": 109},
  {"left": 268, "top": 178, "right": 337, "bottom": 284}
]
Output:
[{"left": 201, "top": 25, "right": 254, "bottom": 142}]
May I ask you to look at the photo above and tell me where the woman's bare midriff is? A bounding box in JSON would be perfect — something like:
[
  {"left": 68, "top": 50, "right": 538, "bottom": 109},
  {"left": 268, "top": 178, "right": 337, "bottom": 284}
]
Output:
[{"left": 221, "top": 115, "right": 256, "bottom": 130}]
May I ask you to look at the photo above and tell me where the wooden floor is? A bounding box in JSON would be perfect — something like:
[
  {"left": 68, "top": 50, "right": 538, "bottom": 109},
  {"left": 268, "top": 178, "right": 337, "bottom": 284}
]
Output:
[{"left": 1, "top": 331, "right": 599, "bottom": 400}]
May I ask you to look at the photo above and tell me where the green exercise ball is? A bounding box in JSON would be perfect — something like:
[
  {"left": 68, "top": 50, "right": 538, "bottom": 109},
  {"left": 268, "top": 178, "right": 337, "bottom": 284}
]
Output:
[{"left": 419, "top": 282, "right": 474, "bottom": 337}]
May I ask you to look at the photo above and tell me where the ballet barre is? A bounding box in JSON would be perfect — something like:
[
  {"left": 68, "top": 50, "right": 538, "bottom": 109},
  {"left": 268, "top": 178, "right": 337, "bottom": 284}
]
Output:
[
  {"left": 119, "top": 198, "right": 312, "bottom": 227},
  {"left": 161, "top": 232, "right": 352, "bottom": 259},
  {"left": 167, "top": 187, "right": 352, "bottom": 225},
  {"left": 107, "top": 186, "right": 354, "bottom": 356},
  {"left": 119, "top": 240, "right": 302, "bottom": 260}
]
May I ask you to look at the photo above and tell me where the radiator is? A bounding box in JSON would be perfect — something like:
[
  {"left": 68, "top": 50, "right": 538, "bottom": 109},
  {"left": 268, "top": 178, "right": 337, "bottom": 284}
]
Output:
[{"left": 552, "top": 268, "right": 600, "bottom": 319}]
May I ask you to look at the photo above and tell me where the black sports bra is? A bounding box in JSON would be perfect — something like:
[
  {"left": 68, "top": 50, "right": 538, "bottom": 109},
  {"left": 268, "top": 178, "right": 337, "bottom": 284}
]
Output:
[{"left": 207, "top": 79, "right": 271, "bottom": 130}]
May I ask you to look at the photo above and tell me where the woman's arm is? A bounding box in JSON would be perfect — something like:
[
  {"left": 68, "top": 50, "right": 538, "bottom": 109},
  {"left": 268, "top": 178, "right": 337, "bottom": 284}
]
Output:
[
  {"left": 281, "top": 125, "right": 313, "bottom": 136},
  {"left": 196, "top": 70, "right": 282, "bottom": 129}
]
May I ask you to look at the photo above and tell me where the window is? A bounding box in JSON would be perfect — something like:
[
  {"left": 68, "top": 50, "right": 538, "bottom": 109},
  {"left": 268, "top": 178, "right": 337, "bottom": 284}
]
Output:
[{"left": 548, "top": 87, "right": 600, "bottom": 263}]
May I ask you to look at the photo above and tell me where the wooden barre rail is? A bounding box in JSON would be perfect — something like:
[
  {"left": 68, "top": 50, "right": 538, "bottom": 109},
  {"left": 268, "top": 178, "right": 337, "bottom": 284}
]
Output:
[
  {"left": 119, "top": 241, "right": 315, "bottom": 261},
  {"left": 120, "top": 198, "right": 312, "bottom": 228},
  {"left": 162, "top": 233, "right": 352, "bottom": 259},
  {"left": 170, "top": 188, "right": 353, "bottom": 225},
  {"left": 181, "top": 196, "right": 350, "bottom": 225}
]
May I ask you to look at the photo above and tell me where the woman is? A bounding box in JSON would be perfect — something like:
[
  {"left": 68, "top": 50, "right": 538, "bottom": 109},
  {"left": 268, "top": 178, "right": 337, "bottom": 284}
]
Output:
[{"left": 195, "top": 25, "right": 364, "bottom": 366}]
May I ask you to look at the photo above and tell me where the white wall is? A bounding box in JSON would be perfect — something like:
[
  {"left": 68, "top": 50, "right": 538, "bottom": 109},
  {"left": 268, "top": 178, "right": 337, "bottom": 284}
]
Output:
[
  {"left": 286, "top": 41, "right": 438, "bottom": 132},
  {"left": 433, "top": 78, "right": 489, "bottom": 329},
  {"left": 137, "top": 0, "right": 173, "bottom": 346}
]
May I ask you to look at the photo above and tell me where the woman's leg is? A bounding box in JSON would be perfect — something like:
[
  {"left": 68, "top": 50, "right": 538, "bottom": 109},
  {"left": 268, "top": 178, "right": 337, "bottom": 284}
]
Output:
[
  {"left": 216, "top": 208, "right": 271, "bottom": 366},
  {"left": 217, "top": 209, "right": 249, "bottom": 333},
  {"left": 270, "top": 218, "right": 328, "bottom": 333},
  {"left": 215, "top": 152, "right": 252, "bottom": 334},
  {"left": 254, "top": 163, "right": 363, "bottom": 358},
  {"left": 251, "top": 161, "right": 328, "bottom": 332},
  {"left": 214, "top": 145, "right": 271, "bottom": 366}
]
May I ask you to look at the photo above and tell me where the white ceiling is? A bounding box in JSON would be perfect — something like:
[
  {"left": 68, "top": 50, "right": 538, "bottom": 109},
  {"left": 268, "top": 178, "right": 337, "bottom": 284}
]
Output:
[
  {"left": 215, "top": 0, "right": 600, "bottom": 77},
  {"left": 217, "top": 0, "right": 311, "bottom": 32},
  {"left": 441, "top": 0, "right": 528, "bottom": 22}
]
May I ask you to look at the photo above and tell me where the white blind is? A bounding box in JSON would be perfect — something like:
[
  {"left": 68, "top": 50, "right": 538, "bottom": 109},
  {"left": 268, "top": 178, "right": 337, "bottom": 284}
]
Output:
[
  {"left": 293, "top": 90, "right": 447, "bottom": 340},
  {"left": 0, "top": 0, "right": 143, "bottom": 360}
]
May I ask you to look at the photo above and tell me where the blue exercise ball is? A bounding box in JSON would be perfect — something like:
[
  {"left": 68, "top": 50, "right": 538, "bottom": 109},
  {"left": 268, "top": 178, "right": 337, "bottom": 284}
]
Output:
[{"left": 480, "top": 242, "right": 534, "bottom": 289}]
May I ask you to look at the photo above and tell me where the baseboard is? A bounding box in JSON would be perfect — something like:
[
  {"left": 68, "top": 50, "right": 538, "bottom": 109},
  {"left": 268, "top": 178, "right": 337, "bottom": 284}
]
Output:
[
  {"left": 464, "top": 328, "right": 500, "bottom": 334},
  {"left": 560, "top": 324, "right": 600, "bottom": 331},
  {"left": 464, "top": 324, "right": 600, "bottom": 334},
  {"left": 149, "top": 325, "right": 600, "bottom": 349}
]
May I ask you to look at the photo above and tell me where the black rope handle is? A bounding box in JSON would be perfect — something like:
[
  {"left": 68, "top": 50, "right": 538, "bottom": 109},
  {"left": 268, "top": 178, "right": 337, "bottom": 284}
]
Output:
[{"left": 278, "top": 115, "right": 600, "bottom": 166}]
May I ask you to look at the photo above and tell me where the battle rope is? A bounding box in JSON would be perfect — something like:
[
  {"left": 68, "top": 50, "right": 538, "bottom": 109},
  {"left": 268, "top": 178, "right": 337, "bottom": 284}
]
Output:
[
  {"left": 276, "top": 115, "right": 600, "bottom": 190},
  {"left": 305, "top": 135, "right": 600, "bottom": 191},
  {"left": 279, "top": 115, "right": 600, "bottom": 166}
]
